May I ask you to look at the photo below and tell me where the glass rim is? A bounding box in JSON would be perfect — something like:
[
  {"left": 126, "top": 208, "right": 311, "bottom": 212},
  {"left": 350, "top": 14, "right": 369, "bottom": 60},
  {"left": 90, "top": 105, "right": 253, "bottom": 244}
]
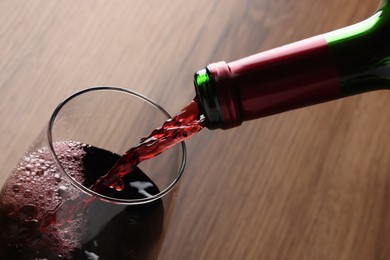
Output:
[{"left": 47, "top": 86, "right": 187, "bottom": 205}]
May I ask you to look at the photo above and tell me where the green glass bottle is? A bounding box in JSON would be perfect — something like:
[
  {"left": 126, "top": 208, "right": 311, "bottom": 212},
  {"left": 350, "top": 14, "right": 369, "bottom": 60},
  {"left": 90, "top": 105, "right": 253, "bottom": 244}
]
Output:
[{"left": 194, "top": 0, "right": 390, "bottom": 129}]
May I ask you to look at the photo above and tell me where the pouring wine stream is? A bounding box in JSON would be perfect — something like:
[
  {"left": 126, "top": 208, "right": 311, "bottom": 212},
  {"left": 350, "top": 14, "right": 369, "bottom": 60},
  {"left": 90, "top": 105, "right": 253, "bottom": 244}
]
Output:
[{"left": 91, "top": 99, "right": 204, "bottom": 193}]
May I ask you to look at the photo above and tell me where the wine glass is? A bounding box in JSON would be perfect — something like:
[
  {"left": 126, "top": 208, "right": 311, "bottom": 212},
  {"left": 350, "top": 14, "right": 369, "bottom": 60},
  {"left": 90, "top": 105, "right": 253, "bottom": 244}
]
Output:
[{"left": 0, "top": 86, "right": 186, "bottom": 260}]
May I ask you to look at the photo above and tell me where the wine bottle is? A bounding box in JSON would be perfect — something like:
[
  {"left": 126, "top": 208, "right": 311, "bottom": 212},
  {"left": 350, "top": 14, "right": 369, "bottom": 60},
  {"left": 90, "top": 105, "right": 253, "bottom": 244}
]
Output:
[{"left": 194, "top": 0, "right": 390, "bottom": 129}]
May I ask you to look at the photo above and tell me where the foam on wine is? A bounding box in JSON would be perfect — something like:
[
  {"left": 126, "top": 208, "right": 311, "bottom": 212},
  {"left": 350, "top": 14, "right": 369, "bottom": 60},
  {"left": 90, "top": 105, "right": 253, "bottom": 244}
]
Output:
[
  {"left": 0, "top": 141, "right": 164, "bottom": 259},
  {"left": 0, "top": 141, "right": 89, "bottom": 258}
]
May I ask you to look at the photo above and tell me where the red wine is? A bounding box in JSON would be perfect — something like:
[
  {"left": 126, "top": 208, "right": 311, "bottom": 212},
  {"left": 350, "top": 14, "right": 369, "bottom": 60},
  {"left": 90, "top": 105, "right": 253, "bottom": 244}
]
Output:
[
  {"left": 0, "top": 141, "right": 164, "bottom": 260},
  {"left": 92, "top": 99, "right": 204, "bottom": 192}
]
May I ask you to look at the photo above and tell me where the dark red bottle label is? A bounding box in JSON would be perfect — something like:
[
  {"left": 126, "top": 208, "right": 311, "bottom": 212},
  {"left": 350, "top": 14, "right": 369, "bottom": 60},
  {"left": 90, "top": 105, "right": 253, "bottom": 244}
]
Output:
[{"left": 209, "top": 36, "right": 341, "bottom": 127}]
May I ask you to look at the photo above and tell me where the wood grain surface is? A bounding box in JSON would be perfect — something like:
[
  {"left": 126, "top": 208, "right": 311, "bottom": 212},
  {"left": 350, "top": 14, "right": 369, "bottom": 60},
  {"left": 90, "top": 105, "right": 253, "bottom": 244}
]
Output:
[{"left": 1, "top": 0, "right": 389, "bottom": 259}]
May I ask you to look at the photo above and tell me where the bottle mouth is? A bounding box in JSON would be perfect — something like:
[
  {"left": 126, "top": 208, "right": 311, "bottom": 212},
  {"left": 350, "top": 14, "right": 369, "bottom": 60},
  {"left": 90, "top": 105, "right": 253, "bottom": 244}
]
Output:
[
  {"left": 194, "top": 69, "right": 224, "bottom": 129},
  {"left": 47, "top": 86, "right": 187, "bottom": 205}
]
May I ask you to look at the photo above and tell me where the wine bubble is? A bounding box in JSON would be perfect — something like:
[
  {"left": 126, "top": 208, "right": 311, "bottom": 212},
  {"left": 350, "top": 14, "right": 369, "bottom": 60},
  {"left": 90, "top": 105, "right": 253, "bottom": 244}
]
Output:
[
  {"left": 36, "top": 169, "right": 44, "bottom": 176},
  {"left": 12, "top": 184, "right": 20, "bottom": 193},
  {"left": 54, "top": 174, "right": 61, "bottom": 181},
  {"left": 18, "top": 204, "right": 38, "bottom": 219},
  {"left": 24, "top": 190, "right": 33, "bottom": 198}
]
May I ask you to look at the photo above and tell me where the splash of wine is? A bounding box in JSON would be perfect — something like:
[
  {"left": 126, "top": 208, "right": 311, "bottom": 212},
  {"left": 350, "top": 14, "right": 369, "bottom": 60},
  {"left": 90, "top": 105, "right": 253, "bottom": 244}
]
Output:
[{"left": 92, "top": 99, "right": 204, "bottom": 192}]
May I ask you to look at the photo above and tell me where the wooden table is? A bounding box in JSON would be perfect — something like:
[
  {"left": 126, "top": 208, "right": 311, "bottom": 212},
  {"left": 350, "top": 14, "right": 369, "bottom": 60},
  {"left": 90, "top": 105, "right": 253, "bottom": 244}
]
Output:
[{"left": 1, "top": 0, "right": 389, "bottom": 259}]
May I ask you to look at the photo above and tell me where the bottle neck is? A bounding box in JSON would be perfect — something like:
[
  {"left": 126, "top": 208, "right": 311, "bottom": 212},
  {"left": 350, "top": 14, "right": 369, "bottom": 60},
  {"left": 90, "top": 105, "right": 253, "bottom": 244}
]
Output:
[
  {"left": 194, "top": 69, "right": 225, "bottom": 129},
  {"left": 194, "top": 2, "right": 389, "bottom": 130}
]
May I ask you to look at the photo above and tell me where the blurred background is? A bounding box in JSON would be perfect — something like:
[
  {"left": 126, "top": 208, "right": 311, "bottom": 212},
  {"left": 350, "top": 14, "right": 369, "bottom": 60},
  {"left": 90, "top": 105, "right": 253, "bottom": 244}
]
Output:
[{"left": 1, "top": 0, "right": 389, "bottom": 259}]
